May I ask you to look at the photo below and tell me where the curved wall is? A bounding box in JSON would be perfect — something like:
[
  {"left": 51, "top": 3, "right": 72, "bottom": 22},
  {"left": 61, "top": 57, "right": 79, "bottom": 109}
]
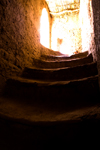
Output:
[
  {"left": 0, "top": 0, "right": 100, "bottom": 88},
  {"left": 0, "top": 0, "right": 58, "bottom": 79}
]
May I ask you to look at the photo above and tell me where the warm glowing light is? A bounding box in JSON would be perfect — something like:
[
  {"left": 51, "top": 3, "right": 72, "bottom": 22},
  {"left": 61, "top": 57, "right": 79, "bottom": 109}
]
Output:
[
  {"left": 60, "top": 40, "right": 75, "bottom": 56},
  {"left": 67, "top": 0, "right": 74, "bottom": 3},
  {"left": 40, "top": 8, "right": 49, "bottom": 48},
  {"left": 51, "top": 12, "right": 80, "bottom": 56},
  {"left": 79, "top": 0, "right": 92, "bottom": 52}
]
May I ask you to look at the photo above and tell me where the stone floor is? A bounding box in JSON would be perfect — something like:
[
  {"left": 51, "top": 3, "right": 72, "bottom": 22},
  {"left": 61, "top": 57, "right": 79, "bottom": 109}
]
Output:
[
  {"left": 0, "top": 96, "right": 100, "bottom": 123},
  {"left": 0, "top": 95, "right": 100, "bottom": 150},
  {"left": 0, "top": 51, "right": 100, "bottom": 149}
]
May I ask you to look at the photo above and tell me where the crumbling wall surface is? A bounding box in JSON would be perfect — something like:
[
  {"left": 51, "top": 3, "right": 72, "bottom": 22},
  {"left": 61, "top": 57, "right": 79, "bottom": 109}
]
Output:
[
  {"left": 92, "top": 0, "right": 100, "bottom": 85},
  {"left": 0, "top": 0, "right": 54, "bottom": 80}
]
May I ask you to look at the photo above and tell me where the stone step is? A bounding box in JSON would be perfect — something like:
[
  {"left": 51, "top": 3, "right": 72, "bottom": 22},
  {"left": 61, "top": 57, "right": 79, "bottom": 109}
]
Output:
[
  {"left": 0, "top": 95, "right": 100, "bottom": 150},
  {"left": 22, "top": 62, "right": 98, "bottom": 81},
  {"left": 34, "top": 53, "right": 93, "bottom": 69},
  {"left": 41, "top": 51, "right": 88, "bottom": 61},
  {"left": 5, "top": 75, "right": 99, "bottom": 103}
]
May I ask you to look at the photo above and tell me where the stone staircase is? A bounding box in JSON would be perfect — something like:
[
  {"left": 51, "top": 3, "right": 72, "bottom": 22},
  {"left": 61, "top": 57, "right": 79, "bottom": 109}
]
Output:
[
  {"left": 41, "top": 50, "right": 88, "bottom": 61},
  {"left": 1, "top": 51, "right": 100, "bottom": 149},
  {"left": 5, "top": 51, "right": 99, "bottom": 104},
  {"left": 33, "top": 53, "right": 93, "bottom": 69}
]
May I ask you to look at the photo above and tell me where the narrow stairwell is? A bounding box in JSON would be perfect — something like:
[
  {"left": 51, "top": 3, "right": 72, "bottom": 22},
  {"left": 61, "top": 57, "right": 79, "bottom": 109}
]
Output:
[
  {"left": 5, "top": 51, "right": 99, "bottom": 104},
  {"left": 0, "top": 51, "right": 100, "bottom": 150},
  {"left": 41, "top": 50, "right": 89, "bottom": 61},
  {"left": 33, "top": 53, "right": 93, "bottom": 69}
]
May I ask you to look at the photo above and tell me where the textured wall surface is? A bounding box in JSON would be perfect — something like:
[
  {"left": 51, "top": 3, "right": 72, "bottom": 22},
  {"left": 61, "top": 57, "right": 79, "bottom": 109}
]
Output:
[
  {"left": 0, "top": 0, "right": 100, "bottom": 88},
  {"left": 0, "top": 0, "right": 59, "bottom": 80},
  {"left": 80, "top": 0, "right": 96, "bottom": 60},
  {"left": 0, "top": 0, "right": 42, "bottom": 78},
  {"left": 92, "top": 0, "right": 100, "bottom": 85}
]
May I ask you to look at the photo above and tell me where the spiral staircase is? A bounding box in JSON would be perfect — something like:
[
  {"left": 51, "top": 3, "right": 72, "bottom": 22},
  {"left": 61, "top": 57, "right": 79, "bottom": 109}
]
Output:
[{"left": 0, "top": 51, "right": 100, "bottom": 149}]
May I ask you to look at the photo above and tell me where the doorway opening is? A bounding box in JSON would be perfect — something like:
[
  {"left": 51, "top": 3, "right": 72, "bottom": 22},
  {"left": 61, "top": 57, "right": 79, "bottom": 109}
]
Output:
[{"left": 42, "top": 0, "right": 95, "bottom": 56}]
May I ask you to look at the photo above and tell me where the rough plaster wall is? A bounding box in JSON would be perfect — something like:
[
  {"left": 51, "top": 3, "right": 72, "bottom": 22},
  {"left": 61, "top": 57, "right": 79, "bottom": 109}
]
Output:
[
  {"left": 88, "top": 0, "right": 96, "bottom": 60},
  {"left": 80, "top": 0, "right": 96, "bottom": 60},
  {"left": 92, "top": 0, "right": 100, "bottom": 86},
  {"left": 0, "top": 0, "right": 41, "bottom": 79},
  {"left": 0, "top": 0, "right": 99, "bottom": 91},
  {"left": 51, "top": 11, "right": 82, "bottom": 54},
  {"left": 0, "top": 0, "right": 60, "bottom": 81}
]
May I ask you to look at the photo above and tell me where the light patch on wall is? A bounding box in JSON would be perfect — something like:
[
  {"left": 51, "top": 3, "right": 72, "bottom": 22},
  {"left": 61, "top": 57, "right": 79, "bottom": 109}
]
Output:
[
  {"left": 40, "top": 8, "right": 49, "bottom": 48},
  {"left": 79, "top": 0, "right": 93, "bottom": 53},
  {"left": 51, "top": 11, "right": 82, "bottom": 56}
]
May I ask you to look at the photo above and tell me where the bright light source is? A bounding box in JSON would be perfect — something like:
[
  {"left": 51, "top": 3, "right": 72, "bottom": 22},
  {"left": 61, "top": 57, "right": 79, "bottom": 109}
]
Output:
[
  {"left": 40, "top": 8, "right": 49, "bottom": 48},
  {"left": 67, "top": 0, "right": 74, "bottom": 3},
  {"left": 79, "top": 0, "right": 93, "bottom": 52},
  {"left": 51, "top": 13, "right": 80, "bottom": 56}
]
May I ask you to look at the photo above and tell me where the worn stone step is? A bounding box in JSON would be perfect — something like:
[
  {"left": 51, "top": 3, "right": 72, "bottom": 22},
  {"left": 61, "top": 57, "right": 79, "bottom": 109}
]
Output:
[
  {"left": 5, "top": 75, "right": 99, "bottom": 103},
  {"left": 34, "top": 53, "right": 93, "bottom": 69},
  {"left": 41, "top": 51, "right": 88, "bottom": 61},
  {"left": 0, "top": 96, "right": 100, "bottom": 150},
  {"left": 22, "top": 62, "right": 98, "bottom": 81}
]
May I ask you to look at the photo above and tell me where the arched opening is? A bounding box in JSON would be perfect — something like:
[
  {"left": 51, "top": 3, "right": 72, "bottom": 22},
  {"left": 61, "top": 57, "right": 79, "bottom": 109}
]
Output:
[
  {"left": 44, "top": 0, "right": 95, "bottom": 56},
  {"left": 40, "top": 8, "right": 50, "bottom": 48},
  {"left": 51, "top": 10, "right": 81, "bottom": 56}
]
